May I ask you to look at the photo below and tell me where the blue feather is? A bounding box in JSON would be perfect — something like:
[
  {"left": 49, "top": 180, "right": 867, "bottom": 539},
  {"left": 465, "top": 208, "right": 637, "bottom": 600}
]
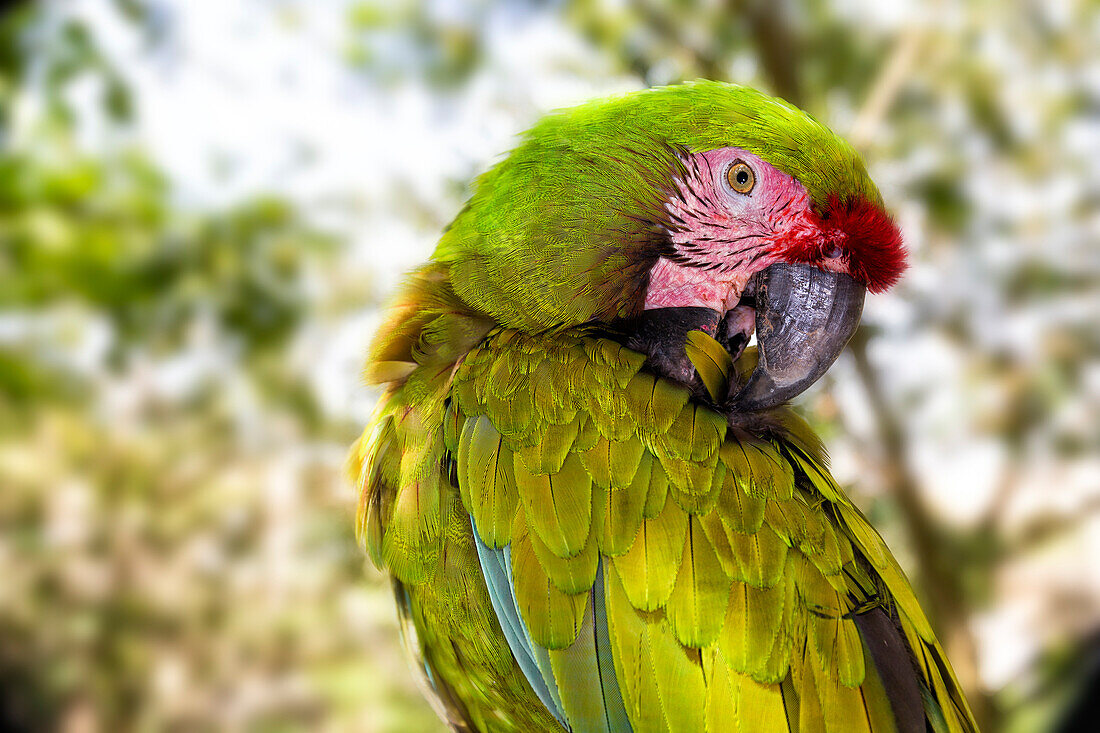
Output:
[
  {"left": 473, "top": 531, "right": 567, "bottom": 726},
  {"left": 502, "top": 544, "right": 569, "bottom": 722},
  {"left": 472, "top": 522, "right": 632, "bottom": 732}
]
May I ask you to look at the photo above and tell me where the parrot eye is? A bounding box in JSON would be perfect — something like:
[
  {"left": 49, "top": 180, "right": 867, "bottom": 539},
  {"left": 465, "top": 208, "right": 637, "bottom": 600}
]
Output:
[
  {"left": 726, "top": 161, "right": 755, "bottom": 194},
  {"left": 824, "top": 244, "right": 843, "bottom": 259}
]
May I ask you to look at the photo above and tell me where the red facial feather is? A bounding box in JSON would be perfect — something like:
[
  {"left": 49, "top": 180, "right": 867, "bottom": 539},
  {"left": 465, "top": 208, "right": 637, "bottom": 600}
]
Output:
[
  {"left": 779, "top": 195, "right": 907, "bottom": 294},
  {"left": 654, "top": 148, "right": 907, "bottom": 309}
]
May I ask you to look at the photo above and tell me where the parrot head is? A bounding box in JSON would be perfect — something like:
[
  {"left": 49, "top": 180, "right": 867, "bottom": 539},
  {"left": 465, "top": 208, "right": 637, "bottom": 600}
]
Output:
[{"left": 434, "top": 81, "right": 906, "bottom": 411}]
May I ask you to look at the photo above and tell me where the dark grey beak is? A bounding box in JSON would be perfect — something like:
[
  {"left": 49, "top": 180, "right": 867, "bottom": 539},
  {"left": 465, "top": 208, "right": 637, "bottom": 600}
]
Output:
[{"left": 729, "top": 263, "right": 865, "bottom": 412}]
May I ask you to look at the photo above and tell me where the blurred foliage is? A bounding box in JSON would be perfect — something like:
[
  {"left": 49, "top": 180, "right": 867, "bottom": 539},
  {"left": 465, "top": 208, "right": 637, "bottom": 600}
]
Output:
[
  {"left": 0, "top": 4, "right": 438, "bottom": 732},
  {"left": 2, "top": 1, "right": 1098, "bottom": 732},
  {"left": 343, "top": 0, "right": 494, "bottom": 89},
  {"left": 0, "top": 153, "right": 332, "bottom": 363}
]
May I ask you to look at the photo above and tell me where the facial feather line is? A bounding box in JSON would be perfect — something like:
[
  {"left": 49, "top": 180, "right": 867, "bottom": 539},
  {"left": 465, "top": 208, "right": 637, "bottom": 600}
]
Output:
[{"left": 646, "top": 146, "right": 906, "bottom": 311}]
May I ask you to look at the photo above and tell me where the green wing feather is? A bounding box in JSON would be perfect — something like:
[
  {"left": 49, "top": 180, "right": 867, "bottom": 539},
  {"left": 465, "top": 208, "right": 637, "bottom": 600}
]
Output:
[
  {"left": 684, "top": 329, "right": 735, "bottom": 402},
  {"left": 665, "top": 516, "right": 730, "bottom": 648},
  {"left": 510, "top": 510, "right": 589, "bottom": 650},
  {"left": 593, "top": 454, "right": 650, "bottom": 556},
  {"left": 606, "top": 561, "right": 707, "bottom": 732}
]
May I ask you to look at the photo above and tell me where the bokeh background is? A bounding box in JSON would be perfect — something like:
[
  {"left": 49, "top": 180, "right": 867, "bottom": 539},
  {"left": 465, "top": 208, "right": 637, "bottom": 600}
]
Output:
[{"left": 1, "top": 1, "right": 1098, "bottom": 731}]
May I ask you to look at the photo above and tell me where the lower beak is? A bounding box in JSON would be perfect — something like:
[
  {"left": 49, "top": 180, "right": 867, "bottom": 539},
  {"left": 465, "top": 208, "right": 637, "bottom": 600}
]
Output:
[{"left": 728, "top": 263, "right": 865, "bottom": 412}]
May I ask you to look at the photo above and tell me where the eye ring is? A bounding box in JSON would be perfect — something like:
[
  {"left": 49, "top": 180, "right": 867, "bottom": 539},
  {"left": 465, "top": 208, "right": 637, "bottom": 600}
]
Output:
[{"left": 726, "top": 161, "right": 755, "bottom": 195}]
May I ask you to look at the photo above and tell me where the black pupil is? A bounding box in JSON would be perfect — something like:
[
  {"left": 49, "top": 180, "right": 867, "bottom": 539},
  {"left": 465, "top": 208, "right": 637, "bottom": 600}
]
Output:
[{"left": 736, "top": 170, "right": 748, "bottom": 184}]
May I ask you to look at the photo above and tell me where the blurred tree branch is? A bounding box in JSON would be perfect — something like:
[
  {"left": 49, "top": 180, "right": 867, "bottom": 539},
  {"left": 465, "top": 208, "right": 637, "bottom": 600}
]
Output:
[
  {"left": 848, "top": 27, "right": 924, "bottom": 149},
  {"left": 727, "top": 0, "right": 803, "bottom": 105},
  {"left": 633, "top": 1, "right": 724, "bottom": 81},
  {"left": 838, "top": 19, "right": 997, "bottom": 729},
  {"left": 848, "top": 329, "right": 995, "bottom": 731},
  {"left": 1003, "top": 496, "right": 1100, "bottom": 561}
]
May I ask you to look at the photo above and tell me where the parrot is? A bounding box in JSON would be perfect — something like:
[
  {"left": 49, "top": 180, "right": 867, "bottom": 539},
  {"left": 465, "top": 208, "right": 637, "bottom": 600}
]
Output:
[{"left": 350, "top": 81, "right": 978, "bottom": 733}]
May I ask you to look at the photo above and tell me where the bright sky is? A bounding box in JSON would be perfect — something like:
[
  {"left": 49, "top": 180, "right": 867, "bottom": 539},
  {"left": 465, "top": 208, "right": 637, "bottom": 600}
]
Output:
[{"left": 70, "top": 1, "right": 635, "bottom": 222}]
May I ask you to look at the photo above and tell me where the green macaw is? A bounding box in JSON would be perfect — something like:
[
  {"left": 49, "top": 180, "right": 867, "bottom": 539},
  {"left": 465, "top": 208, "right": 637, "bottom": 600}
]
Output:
[{"left": 351, "top": 81, "right": 977, "bottom": 732}]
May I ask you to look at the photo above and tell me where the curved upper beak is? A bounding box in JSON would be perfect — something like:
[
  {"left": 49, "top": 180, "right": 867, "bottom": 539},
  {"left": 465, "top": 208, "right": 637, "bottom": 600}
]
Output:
[{"left": 728, "top": 263, "right": 865, "bottom": 412}]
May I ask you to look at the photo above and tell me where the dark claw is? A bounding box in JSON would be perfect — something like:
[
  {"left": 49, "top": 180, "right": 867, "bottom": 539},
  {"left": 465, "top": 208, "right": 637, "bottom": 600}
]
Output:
[
  {"left": 716, "top": 305, "right": 755, "bottom": 366},
  {"left": 623, "top": 306, "right": 721, "bottom": 387}
]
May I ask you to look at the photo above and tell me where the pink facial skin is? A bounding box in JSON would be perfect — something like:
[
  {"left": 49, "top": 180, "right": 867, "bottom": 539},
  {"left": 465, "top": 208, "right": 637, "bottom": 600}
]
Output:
[{"left": 644, "top": 147, "right": 883, "bottom": 312}]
